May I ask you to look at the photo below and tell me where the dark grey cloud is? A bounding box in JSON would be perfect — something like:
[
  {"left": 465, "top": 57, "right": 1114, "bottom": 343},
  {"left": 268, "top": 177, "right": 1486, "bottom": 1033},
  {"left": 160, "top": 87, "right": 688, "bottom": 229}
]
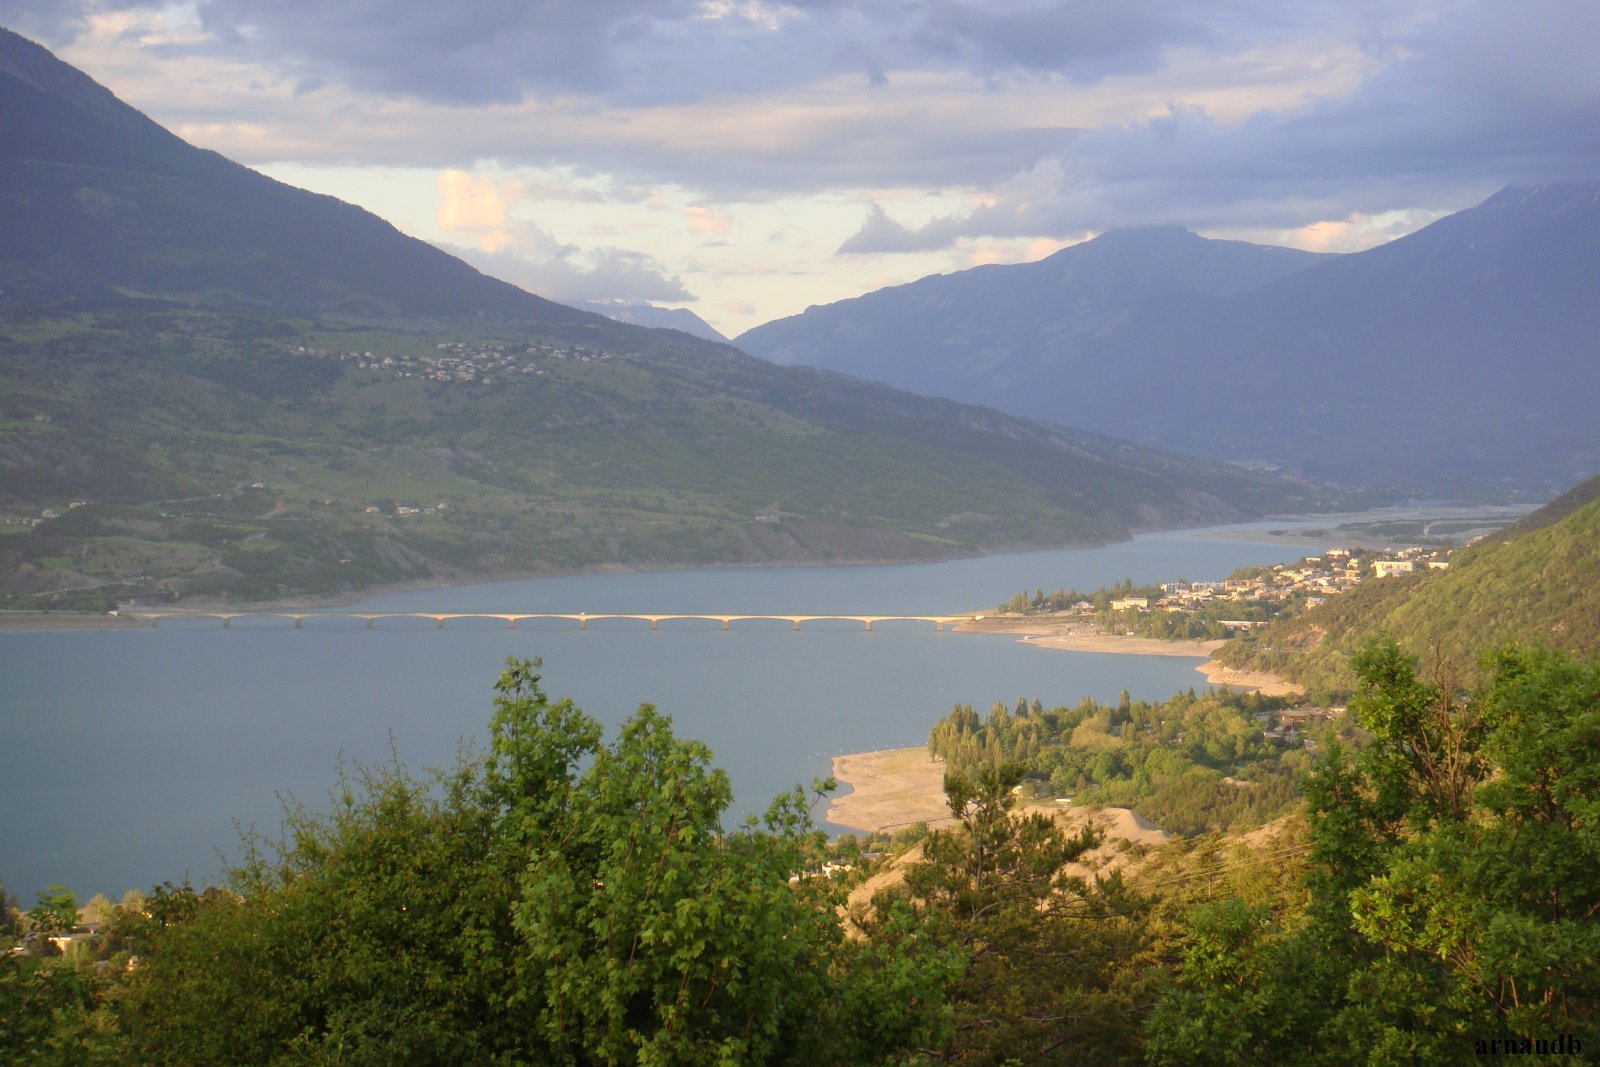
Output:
[
  {"left": 16, "top": 0, "right": 1368, "bottom": 107},
  {"left": 14, "top": 0, "right": 1596, "bottom": 251},
  {"left": 836, "top": 0, "right": 1600, "bottom": 252}
]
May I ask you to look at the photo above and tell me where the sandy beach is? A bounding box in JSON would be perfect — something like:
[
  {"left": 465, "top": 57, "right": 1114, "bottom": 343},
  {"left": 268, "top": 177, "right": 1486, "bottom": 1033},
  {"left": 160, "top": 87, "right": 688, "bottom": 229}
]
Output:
[
  {"left": 1194, "top": 661, "right": 1305, "bottom": 697},
  {"left": 827, "top": 747, "right": 954, "bottom": 834},
  {"left": 954, "top": 614, "right": 1301, "bottom": 692},
  {"left": 954, "top": 615, "right": 1221, "bottom": 657},
  {"left": 1021, "top": 633, "right": 1224, "bottom": 657}
]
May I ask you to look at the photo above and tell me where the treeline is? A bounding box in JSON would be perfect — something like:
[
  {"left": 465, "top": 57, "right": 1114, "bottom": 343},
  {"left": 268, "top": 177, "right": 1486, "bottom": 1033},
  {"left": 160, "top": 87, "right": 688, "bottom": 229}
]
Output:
[
  {"left": 998, "top": 577, "right": 1282, "bottom": 642},
  {"left": 5, "top": 644, "right": 1597, "bottom": 1064},
  {"left": 929, "top": 687, "right": 1313, "bottom": 835},
  {"left": 998, "top": 577, "right": 1156, "bottom": 614}
]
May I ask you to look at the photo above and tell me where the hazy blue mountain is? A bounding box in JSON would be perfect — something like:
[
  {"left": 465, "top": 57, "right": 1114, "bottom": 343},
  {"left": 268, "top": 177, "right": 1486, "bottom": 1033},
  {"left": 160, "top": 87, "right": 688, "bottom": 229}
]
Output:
[
  {"left": 738, "top": 186, "right": 1600, "bottom": 494},
  {"left": 738, "top": 226, "right": 1326, "bottom": 409},
  {"left": 580, "top": 301, "right": 728, "bottom": 342}
]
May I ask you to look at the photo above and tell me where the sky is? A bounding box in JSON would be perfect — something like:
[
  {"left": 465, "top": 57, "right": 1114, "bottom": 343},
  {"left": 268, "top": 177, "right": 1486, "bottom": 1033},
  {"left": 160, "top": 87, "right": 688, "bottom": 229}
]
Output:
[{"left": 10, "top": 1, "right": 1599, "bottom": 337}]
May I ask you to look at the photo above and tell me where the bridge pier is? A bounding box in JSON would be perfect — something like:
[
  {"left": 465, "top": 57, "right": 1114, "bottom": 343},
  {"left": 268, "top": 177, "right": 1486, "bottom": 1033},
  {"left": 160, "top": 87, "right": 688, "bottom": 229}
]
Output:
[
  {"left": 579, "top": 618, "right": 587, "bottom": 630},
  {"left": 722, "top": 619, "right": 730, "bottom": 631},
  {"left": 507, "top": 618, "right": 516, "bottom": 630},
  {"left": 436, "top": 617, "right": 445, "bottom": 629},
  {"left": 366, "top": 617, "right": 374, "bottom": 629},
  {"left": 650, "top": 619, "right": 659, "bottom": 631},
  {"left": 222, "top": 617, "right": 230, "bottom": 629},
  {"left": 293, "top": 617, "right": 302, "bottom": 628},
  {"left": 793, "top": 619, "right": 802, "bottom": 630},
  {"left": 864, "top": 620, "right": 873, "bottom": 632}
]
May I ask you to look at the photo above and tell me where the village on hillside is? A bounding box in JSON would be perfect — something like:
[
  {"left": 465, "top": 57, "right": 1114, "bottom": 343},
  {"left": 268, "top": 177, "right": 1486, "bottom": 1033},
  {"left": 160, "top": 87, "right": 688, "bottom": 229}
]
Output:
[
  {"left": 994, "top": 543, "right": 1454, "bottom": 640},
  {"left": 290, "top": 338, "right": 613, "bottom": 385}
]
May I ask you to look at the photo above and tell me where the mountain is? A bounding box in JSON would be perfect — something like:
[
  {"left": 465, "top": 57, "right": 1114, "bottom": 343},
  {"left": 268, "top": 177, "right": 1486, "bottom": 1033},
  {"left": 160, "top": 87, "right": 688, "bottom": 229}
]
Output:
[
  {"left": 0, "top": 28, "right": 591, "bottom": 324},
  {"left": 737, "top": 187, "right": 1600, "bottom": 493},
  {"left": 1213, "top": 474, "right": 1600, "bottom": 693},
  {"left": 580, "top": 302, "right": 727, "bottom": 342},
  {"left": 739, "top": 227, "right": 1326, "bottom": 407},
  {"left": 0, "top": 28, "right": 1323, "bottom": 604}
]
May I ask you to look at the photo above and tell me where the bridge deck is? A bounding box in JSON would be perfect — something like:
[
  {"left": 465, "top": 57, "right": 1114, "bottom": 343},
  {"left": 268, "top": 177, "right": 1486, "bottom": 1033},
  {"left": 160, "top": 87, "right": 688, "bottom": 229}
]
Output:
[{"left": 123, "top": 610, "right": 972, "bottom": 632}]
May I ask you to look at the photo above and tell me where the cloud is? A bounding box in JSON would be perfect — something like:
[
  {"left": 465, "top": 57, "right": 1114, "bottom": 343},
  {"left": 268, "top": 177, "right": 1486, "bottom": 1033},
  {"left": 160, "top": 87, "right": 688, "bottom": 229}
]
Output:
[
  {"left": 833, "top": 0, "right": 1600, "bottom": 253},
  {"left": 436, "top": 169, "right": 509, "bottom": 230},
  {"left": 20, "top": 0, "right": 1600, "bottom": 318},
  {"left": 25, "top": 0, "right": 1397, "bottom": 109},
  {"left": 425, "top": 168, "right": 693, "bottom": 304},
  {"left": 684, "top": 205, "right": 733, "bottom": 235},
  {"left": 445, "top": 239, "right": 694, "bottom": 307}
]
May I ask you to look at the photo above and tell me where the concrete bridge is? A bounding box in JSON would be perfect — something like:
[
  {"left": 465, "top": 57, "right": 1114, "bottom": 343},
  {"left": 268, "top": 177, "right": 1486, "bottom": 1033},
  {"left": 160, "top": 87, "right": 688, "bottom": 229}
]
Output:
[{"left": 120, "top": 610, "right": 973, "bottom": 632}]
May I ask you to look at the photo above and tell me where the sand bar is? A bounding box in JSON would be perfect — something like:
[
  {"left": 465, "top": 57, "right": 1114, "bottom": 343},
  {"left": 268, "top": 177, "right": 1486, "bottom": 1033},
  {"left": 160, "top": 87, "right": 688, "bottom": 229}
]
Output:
[
  {"left": 827, "top": 746, "right": 954, "bottom": 834},
  {"left": 1022, "top": 633, "right": 1223, "bottom": 657},
  {"left": 1195, "top": 661, "right": 1304, "bottom": 697}
]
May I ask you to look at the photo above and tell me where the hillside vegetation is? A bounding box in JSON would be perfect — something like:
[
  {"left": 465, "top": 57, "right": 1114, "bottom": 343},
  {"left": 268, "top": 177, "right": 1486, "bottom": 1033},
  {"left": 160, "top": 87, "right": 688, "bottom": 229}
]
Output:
[
  {"left": 0, "top": 308, "right": 1313, "bottom": 605},
  {"left": 1214, "top": 478, "right": 1600, "bottom": 694}
]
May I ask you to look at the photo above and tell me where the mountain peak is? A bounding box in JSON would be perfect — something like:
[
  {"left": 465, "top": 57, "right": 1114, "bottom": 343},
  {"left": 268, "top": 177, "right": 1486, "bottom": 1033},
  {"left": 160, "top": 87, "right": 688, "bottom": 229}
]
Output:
[
  {"left": 1090, "top": 224, "right": 1199, "bottom": 244},
  {"left": 0, "top": 27, "right": 597, "bottom": 325},
  {"left": 1478, "top": 180, "right": 1600, "bottom": 214},
  {"left": 737, "top": 183, "right": 1599, "bottom": 491}
]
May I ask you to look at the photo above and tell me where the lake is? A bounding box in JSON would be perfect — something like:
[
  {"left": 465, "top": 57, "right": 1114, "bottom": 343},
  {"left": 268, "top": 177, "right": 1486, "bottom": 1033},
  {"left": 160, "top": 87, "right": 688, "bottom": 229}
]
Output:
[{"left": 2, "top": 520, "right": 1337, "bottom": 902}]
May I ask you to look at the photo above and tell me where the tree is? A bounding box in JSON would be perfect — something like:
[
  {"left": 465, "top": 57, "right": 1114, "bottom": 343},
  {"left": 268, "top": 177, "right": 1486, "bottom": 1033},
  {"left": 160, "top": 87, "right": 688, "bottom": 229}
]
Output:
[
  {"left": 1146, "top": 637, "right": 1600, "bottom": 1065},
  {"left": 875, "top": 761, "right": 1152, "bottom": 1064},
  {"left": 27, "top": 885, "right": 79, "bottom": 935},
  {"left": 108, "top": 658, "right": 950, "bottom": 1065}
]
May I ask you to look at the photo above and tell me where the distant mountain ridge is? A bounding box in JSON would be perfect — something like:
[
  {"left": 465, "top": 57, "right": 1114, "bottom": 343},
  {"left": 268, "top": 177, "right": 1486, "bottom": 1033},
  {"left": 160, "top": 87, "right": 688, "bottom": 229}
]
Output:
[
  {"left": 580, "top": 302, "right": 727, "bottom": 342},
  {"left": 740, "top": 226, "right": 1327, "bottom": 408},
  {"left": 737, "top": 185, "right": 1600, "bottom": 493}
]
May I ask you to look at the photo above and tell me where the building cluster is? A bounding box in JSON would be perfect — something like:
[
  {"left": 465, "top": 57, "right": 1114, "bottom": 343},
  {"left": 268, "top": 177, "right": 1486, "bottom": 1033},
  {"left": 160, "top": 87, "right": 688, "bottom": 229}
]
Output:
[
  {"left": 1257, "top": 706, "right": 1343, "bottom": 748},
  {"left": 290, "top": 339, "right": 612, "bottom": 385},
  {"left": 1152, "top": 545, "right": 1450, "bottom": 612},
  {"left": 0, "top": 500, "right": 88, "bottom": 528}
]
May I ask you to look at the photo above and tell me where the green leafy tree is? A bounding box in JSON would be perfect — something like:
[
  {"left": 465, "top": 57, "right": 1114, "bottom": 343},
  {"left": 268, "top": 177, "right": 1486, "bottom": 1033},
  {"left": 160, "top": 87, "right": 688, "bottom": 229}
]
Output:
[
  {"left": 107, "top": 658, "right": 950, "bottom": 1065},
  {"left": 1146, "top": 638, "right": 1600, "bottom": 1065},
  {"left": 27, "top": 885, "right": 79, "bottom": 935}
]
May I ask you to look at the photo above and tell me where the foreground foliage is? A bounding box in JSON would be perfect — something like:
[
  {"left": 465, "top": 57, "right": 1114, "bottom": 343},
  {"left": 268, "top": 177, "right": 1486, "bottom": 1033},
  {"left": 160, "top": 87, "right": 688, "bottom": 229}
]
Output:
[{"left": 1146, "top": 638, "right": 1600, "bottom": 1065}]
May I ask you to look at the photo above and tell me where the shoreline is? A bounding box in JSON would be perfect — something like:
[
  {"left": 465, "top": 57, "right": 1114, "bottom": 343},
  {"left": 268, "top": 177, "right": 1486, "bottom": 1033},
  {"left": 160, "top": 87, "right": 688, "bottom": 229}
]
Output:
[
  {"left": 1193, "top": 660, "right": 1305, "bottom": 697},
  {"left": 3, "top": 500, "right": 1522, "bottom": 633},
  {"left": 826, "top": 746, "right": 953, "bottom": 834},
  {"left": 1019, "top": 632, "right": 1223, "bottom": 657}
]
